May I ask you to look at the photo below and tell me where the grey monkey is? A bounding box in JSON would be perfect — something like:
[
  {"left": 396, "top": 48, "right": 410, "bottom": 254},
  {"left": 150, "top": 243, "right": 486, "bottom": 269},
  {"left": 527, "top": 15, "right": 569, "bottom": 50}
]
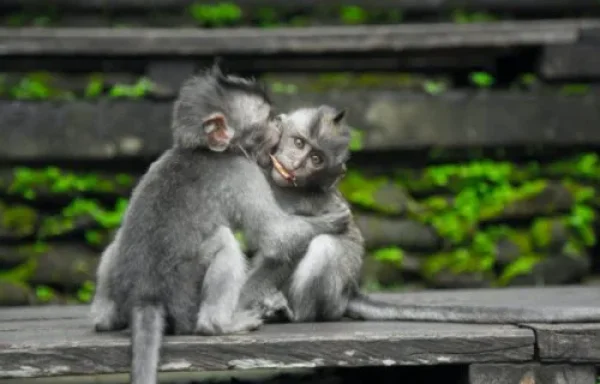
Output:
[
  {"left": 248, "top": 105, "right": 600, "bottom": 325},
  {"left": 89, "top": 67, "right": 350, "bottom": 384}
]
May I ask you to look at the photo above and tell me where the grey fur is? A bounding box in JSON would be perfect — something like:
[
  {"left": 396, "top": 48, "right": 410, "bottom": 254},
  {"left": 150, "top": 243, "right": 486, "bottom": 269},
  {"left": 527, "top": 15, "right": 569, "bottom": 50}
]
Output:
[{"left": 90, "top": 68, "right": 350, "bottom": 384}]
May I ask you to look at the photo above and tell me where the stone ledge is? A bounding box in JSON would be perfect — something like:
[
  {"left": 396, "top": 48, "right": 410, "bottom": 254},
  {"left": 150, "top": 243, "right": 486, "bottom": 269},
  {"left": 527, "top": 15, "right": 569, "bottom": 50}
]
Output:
[
  {"left": 0, "top": 20, "right": 597, "bottom": 56},
  {"left": 0, "top": 304, "right": 534, "bottom": 378},
  {"left": 2, "top": 91, "right": 600, "bottom": 160},
  {"left": 2, "top": 0, "right": 598, "bottom": 12}
]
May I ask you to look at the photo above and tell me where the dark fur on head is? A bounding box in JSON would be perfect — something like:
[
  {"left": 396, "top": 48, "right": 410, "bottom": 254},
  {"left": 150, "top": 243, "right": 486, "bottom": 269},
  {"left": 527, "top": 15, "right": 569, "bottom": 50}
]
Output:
[{"left": 171, "top": 65, "right": 277, "bottom": 161}]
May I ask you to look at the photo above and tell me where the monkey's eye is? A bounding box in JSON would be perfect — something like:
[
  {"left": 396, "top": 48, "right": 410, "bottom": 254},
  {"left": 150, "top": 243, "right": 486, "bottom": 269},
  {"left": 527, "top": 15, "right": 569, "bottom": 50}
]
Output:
[
  {"left": 294, "top": 138, "right": 305, "bottom": 149},
  {"left": 311, "top": 154, "right": 323, "bottom": 166}
]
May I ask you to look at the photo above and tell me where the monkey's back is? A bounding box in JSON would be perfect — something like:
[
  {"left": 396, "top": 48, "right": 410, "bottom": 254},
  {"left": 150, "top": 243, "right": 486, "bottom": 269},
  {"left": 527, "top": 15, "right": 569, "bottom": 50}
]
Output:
[{"left": 107, "top": 147, "right": 268, "bottom": 323}]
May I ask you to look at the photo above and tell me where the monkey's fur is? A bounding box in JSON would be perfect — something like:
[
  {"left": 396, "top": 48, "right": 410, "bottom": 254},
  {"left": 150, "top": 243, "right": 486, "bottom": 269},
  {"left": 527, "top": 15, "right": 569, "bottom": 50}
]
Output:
[
  {"left": 89, "top": 68, "right": 350, "bottom": 384},
  {"left": 250, "top": 105, "right": 600, "bottom": 324}
]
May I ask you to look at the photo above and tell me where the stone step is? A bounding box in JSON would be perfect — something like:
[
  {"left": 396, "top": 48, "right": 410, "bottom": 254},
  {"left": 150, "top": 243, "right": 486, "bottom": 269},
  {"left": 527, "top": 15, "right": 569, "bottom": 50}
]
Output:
[
  {"left": 1, "top": 91, "right": 599, "bottom": 160},
  {"left": 0, "top": 19, "right": 597, "bottom": 56},
  {"left": 2, "top": 0, "right": 599, "bottom": 13}
]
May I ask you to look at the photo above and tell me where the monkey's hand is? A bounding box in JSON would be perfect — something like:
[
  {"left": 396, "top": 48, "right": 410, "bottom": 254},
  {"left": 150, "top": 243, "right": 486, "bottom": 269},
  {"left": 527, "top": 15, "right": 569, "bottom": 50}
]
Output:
[{"left": 313, "top": 199, "right": 352, "bottom": 234}]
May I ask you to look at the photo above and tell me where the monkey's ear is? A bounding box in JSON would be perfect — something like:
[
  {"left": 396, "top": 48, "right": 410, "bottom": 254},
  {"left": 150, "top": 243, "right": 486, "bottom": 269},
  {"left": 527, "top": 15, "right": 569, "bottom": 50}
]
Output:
[
  {"left": 332, "top": 109, "right": 346, "bottom": 124},
  {"left": 203, "top": 112, "right": 233, "bottom": 152},
  {"left": 202, "top": 112, "right": 226, "bottom": 133}
]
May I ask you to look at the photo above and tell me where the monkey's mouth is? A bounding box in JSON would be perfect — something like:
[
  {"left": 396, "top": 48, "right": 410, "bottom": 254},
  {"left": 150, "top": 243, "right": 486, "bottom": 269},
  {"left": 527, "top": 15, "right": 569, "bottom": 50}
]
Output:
[{"left": 270, "top": 154, "right": 295, "bottom": 182}]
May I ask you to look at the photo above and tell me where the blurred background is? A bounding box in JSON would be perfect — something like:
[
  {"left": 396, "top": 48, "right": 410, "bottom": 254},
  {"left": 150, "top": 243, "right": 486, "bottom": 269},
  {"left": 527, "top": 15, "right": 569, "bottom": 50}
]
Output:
[{"left": 0, "top": 0, "right": 600, "bottom": 307}]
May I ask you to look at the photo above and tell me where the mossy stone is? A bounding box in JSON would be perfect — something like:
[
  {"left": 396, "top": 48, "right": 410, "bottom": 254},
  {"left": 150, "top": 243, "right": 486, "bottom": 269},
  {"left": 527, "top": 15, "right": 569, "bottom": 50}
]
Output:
[
  {"left": 0, "top": 201, "right": 38, "bottom": 239},
  {"left": 530, "top": 217, "right": 570, "bottom": 251},
  {"left": 0, "top": 279, "right": 32, "bottom": 306},
  {"left": 480, "top": 181, "right": 574, "bottom": 221},
  {"left": 339, "top": 171, "right": 417, "bottom": 215},
  {"left": 29, "top": 244, "right": 99, "bottom": 290},
  {"left": 0, "top": 244, "right": 44, "bottom": 268}
]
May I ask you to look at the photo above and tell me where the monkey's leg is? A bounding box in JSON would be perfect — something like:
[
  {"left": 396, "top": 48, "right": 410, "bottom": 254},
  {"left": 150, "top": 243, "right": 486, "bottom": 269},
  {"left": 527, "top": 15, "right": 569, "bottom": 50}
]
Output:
[
  {"left": 91, "top": 241, "right": 128, "bottom": 331},
  {"left": 287, "top": 234, "right": 353, "bottom": 322},
  {"left": 195, "top": 226, "right": 263, "bottom": 335}
]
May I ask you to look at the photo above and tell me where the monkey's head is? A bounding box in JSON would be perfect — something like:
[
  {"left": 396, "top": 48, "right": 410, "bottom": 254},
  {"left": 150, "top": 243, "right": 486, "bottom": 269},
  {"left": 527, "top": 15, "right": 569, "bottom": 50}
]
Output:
[
  {"left": 171, "top": 65, "right": 277, "bottom": 156},
  {"left": 268, "top": 105, "right": 350, "bottom": 191}
]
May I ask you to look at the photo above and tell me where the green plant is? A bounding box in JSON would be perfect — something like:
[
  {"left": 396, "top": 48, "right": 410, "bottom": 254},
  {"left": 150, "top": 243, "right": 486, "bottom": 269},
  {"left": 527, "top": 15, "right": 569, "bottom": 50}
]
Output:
[
  {"left": 423, "top": 80, "right": 447, "bottom": 95},
  {"left": 497, "top": 255, "right": 542, "bottom": 286},
  {"left": 469, "top": 72, "right": 495, "bottom": 88},
  {"left": 270, "top": 81, "right": 298, "bottom": 94},
  {"left": 372, "top": 247, "right": 404, "bottom": 266},
  {"left": 35, "top": 285, "right": 55, "bottom": 303},
  {"left": 189, "top": 2, "right": 242, "bottom": 27},
  {"left": 349, "top": 129, "right": 364, "bottom": 151},
  {"left": 5, "top": 9, "right": 59, "bottom": 27},
  {"left": 85, "top": 75, "right": 105, "bottom": 98},
  {"left": 256, "top": 7, "right": 279, "bottom": 27},
  {"left": 62, "top": 198, "right": 128, "bottom": 229},
  {"left": 517, "top": 73, "right": 538, "bottom": 88},
  {"left": 340, "top": 6, "right": 368, "bottom": 25},
  {"left": 7, "top": 73, "right": 75, "bottom": 100},
  {"left": 561, "top": 84, "right": 590, "bottom": 96},
  {"left": 108, "top": 78, "right": 155, "bottom": 99},
  {"left": 451, "top": 10, "right": 498, "bottom": 23},
  {"left": 76, "top": 281, "right": 95, "bottom": 303},
  {"left": 545, "top": 153, "right": 600, "bottom": 181},
  {"left": 9, "top": 167, "right": 135, "bottom": 198},
  {"left": 84, "top": 229, "right": 103, "bottom": 245},
  {"left": 567, "top": 204, "right": 596, "bottom": 247}
]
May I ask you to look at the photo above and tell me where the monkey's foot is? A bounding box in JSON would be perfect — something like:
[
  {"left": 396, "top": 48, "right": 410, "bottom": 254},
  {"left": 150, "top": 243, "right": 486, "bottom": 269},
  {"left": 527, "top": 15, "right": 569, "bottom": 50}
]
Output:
[
  {"left": 90, "top": 298, "right": 127, "bottom": 332},
  {"left": 195, "top": 309, "right": 263, "bottom": 335},
  {"left": 260, "top": 292, "right": 294, "bottom": 323}
]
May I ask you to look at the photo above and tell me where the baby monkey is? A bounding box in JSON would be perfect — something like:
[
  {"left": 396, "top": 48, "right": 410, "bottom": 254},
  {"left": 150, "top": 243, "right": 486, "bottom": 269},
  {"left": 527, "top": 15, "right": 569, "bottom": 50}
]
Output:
[
  {"left": 248, "top": 105, "right": 600, "bottom": 325},
  {"left": 90, "top": 67, "right": 350, "bottom": 384}
]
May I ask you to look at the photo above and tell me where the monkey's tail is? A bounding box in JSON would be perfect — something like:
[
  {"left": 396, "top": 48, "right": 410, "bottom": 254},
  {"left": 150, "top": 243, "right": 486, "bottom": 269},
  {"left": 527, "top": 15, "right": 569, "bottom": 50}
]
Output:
[
  {"left": 130, "top": 304, "right": 165, "bottom": 384},
  {"left": 344, "top": 293, "right": 599, "bottom": 324}
]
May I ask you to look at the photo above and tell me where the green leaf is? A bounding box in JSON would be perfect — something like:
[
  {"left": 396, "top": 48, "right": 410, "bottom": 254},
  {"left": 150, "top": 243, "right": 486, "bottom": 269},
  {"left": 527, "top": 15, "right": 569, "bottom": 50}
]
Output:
[{"left": 469, "top": 72, "right": 495, "bottom": 88}]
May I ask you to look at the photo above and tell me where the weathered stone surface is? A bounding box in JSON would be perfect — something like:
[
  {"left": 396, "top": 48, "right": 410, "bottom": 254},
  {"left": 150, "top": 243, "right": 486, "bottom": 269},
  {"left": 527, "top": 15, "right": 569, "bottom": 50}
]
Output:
[
  {"left": 0, "top": 246, "right": 37, "bottom": 268},
  {"left": 0, "top": 101, "right": 172, "bottom": 160},
  {"left": 541, "top": 43, "right": 600, "bottom": 79},
  {"left": 0, "top": 280, "right": 32, "bottom": 306},
  {"left": 426, "top": 271, "right": 492, "bottom": 289},
  {"left": 469, "top": 363, "right": 597, "bottom": 384},
  {"left": 507, "top": 253, "right": 591, "bottom": 286},
  {"left": 4, "top": 91, "right": 600, "bottom": 161},
  {"left": 3, "top": 91, "right": 600, "bottom": 160},
  {"left": 3, "top": 0, "right": 598, "bottom": 12},
  {"left": 355, "top": 214, "right": 441, "bottom": 251},
  {"left": 147, "top": 60, "right": 196, "bottom": 97},
  {"left": 0, "top": 20, "right": 592, "bottom": 55},
  {"left": 29, "top": 245, "right": 99, "bottom": 290},
  {"left": 2, "top": 0, "right": 598, "bottom": 12}
]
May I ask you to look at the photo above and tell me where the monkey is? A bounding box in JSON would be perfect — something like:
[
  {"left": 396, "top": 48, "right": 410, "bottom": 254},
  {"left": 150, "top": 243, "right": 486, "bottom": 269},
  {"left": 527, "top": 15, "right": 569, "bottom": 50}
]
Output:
[
  {"left": 89, "top": 67, "right": 351, "bottom": 384},
  {"left": 239, "top": 105, "right": 600, "bottom": 325}
]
